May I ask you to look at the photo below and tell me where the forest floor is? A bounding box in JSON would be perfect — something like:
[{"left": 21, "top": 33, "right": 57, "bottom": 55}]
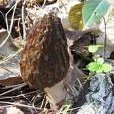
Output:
[{"left": 0, "top": 0, "right": 114, "bottom": 114}]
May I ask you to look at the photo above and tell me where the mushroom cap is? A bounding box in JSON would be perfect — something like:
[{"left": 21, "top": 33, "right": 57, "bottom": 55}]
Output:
[{"left": 20, "top": 14, "right": 69, "bottom": 89}]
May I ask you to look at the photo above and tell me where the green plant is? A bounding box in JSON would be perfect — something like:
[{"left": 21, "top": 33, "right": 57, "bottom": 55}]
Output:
[
  {"left": 86, "top": 45, "right": 113, "bottom": 73},
  {"left": 68, "top": 0, "right": 110, "bottom": 58},
  {"left": 88, "top": 45, "right": 102, "bottom": 53},
  {"left": 82, "top": 0, "right": 109, "bottom": 28},
  {"left": 87, "top": 58, "right": 112, "bottom": 73},
  {"left": 68, "top": 0, "right": 109, "bottom": 30},
  {"left": 68, "top": 0, "right": 112, "bottom": 74}
]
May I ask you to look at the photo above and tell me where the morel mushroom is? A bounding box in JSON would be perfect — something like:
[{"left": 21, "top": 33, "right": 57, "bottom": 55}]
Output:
[{"left": 20, "top": 14, "right": 69, "bottom": 90}]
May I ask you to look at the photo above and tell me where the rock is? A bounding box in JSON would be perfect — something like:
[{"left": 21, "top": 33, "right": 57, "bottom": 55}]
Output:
[{"left": 77, "top": 74, "right": 114, "bottom": 114}]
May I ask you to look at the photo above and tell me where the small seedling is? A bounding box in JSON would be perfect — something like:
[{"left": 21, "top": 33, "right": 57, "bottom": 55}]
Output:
[
  {"left": 88, "top": 45, "right": 102, "bottom": 53},
  {"left": 86, "top": 45, "right": 113, "bottom": 74},
  {"left": 87, "top": 58, "right": 113, "bottom": 73}
]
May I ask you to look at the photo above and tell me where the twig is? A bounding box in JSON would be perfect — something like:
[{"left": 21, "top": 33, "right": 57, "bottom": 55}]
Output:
[
  {"left": 0, "top": 0, "right": 21, "bottom": 48},
  {"left": 22, "top": 0, "right": 26, "bottom": 40},
  {"left": 0, "top": 66, "right": 14, "bottom": 74},
  {"left": 0, "top": 11, "right": 5, "bottom": 19},
  {"left": 40, "top": 95, "right": 46, "bottom": 108},
  {"left": 1, "top": 83, "right": 26, "bottom": 89},
  {"left": 0, "top": 90, "right": 39, "bottom": 100},
  {"left": 17, "top": 18, "right": 22, "bottom": 37},
  {"left": 0, "top": 48, "right": 23, "bottom": 64},
  {"left": 0, "top": 83, "right": 26, "bottom": 97},
  {"left": 0, "top": 101, "right": 42, "bottom": 110},
  {"left": 0, "top": 105, "right": 12, "bottom": 108},
  {"left": 103, "top": 17, "right": 107, "bottom": 59},
  {"left": 41, "top": 0, "right": 47, "bottom": 9}
]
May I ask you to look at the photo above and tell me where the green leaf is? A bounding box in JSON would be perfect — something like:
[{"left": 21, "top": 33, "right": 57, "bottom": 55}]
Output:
[
  {"left": 68, "top": 3, "right": 83, "bottom": 30},
  {"left": 82, "top": 0, "right": 109, "bottom": 28},
  {"left": 88, "top": 45, "right": 99, "bottom": 53},
  {"left": 96, "top": 68, "right": 103, "bottom": 73},
  {"left": 96, "top": 58, "right": 104, "bottom": 64},
  {"left": 102, "top": 63, "right": 113, "bottom": 73},
  {"left": 87, "top": 62, "right": 102, "bottom": 72}
]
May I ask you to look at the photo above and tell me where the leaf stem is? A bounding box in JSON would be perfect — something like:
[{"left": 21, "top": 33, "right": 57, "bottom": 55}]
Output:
[{"left": 103, "top": 17, "right": 107, "bottom": 59}]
